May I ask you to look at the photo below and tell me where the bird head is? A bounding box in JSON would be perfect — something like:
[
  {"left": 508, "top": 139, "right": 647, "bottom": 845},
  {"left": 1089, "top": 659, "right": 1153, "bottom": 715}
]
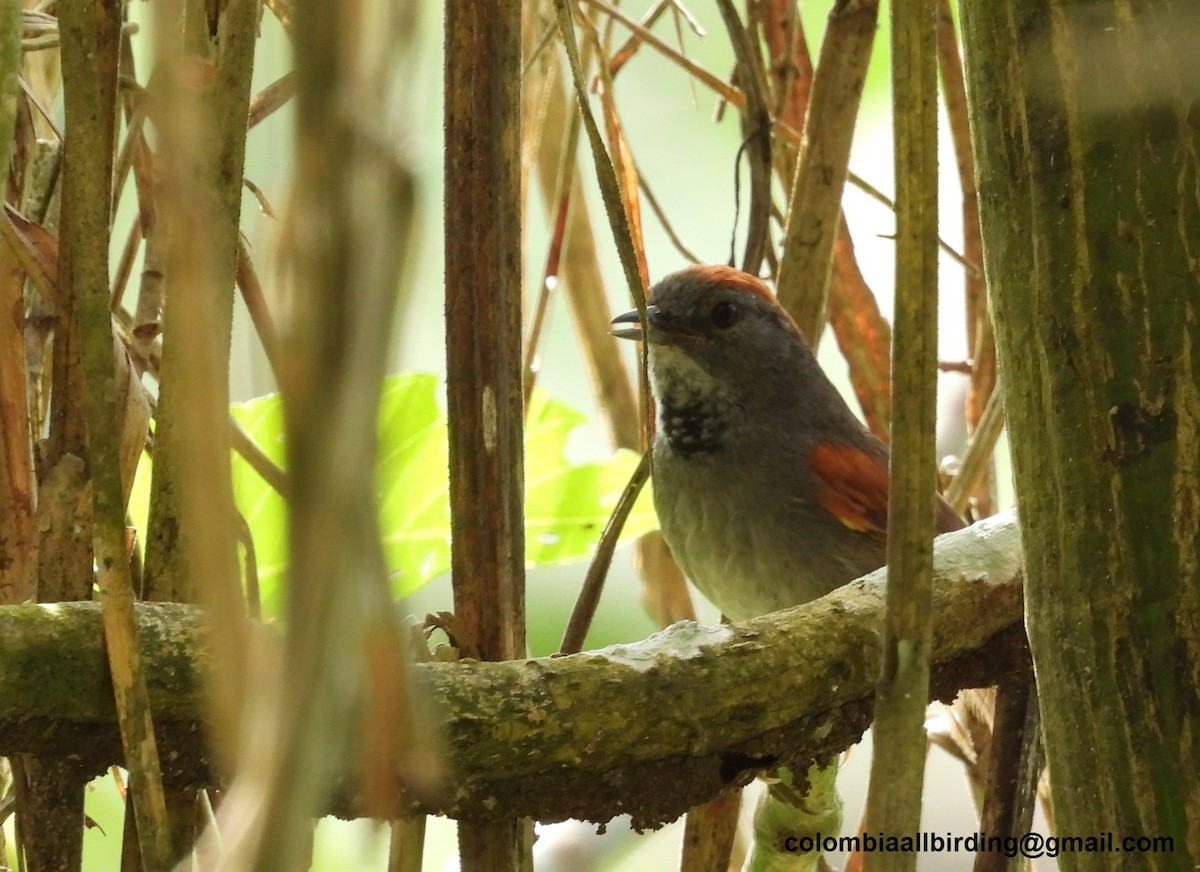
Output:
[{"left": 610, "top": 264, "right": 824, "bottom": 414}]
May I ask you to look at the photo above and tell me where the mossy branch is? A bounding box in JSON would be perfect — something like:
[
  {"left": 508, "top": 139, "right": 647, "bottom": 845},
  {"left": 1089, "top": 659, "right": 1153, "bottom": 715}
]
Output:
[{"left": 1, "top": 515, "right": 1024, "bottom": 829}]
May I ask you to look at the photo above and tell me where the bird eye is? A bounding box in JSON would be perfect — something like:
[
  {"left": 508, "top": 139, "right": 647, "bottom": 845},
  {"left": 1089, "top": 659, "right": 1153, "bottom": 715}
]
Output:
[{"left": 710, "top": 300, "right": 739, "bottom": 329}]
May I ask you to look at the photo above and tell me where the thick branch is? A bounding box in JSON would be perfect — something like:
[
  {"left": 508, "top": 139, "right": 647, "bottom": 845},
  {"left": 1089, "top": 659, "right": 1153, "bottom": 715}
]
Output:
[{"left": 0, "top": 513, "right": 1023, "bottom": 829}]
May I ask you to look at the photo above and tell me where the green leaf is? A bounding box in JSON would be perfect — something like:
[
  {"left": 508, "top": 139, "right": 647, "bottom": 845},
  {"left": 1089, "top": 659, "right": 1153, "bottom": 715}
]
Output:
[
  {"left": 524, "top": 390, "right": 655, "bottom": 566},
  {"left": 225, "top": 373, "right": 657, "bottom": 615},
  {"left": 375, "top": 373, "right": 452, "bottom": 597},
  {"left": 230, "top": 389, "right": 290, "bottom": 614}
]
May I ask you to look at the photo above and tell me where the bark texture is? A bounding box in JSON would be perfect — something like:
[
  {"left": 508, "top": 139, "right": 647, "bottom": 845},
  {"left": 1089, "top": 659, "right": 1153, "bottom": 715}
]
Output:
[
  {"left": 0, "top": 516, "right": 1024, "bottom": 828},
  {"left": 444, "top": 0, "right": 527, "bottom": 867},
  {"left": 960, "top": 2, "right": 1200, "bottom": 866}
]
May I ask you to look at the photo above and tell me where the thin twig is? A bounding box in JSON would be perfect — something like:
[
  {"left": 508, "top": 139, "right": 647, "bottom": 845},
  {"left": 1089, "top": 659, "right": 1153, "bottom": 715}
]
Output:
[
  {"left": 242, "top": 177, "right": 277, "bottom": 218},
  {"left": 523, "top": 20, "right": 559, "bottom": 77},
  {"left": 849, "top": 169, "right": 980, "bottom": 276},
  {"left": 523, "top": 110, "right": 580, "bottom": 407},
  {"left": 556, "top": 0, "right": 660, "bottom": 673},
  {"left": 234, "top": 512, "right": 261, "bottom": 621},
  {"left": 532, "top": 51, "right": 640, "bottom": 450},
  {"left": 554, "top": 0, "right": 649, "bottom": 492},
  {"left": 937, "top": 360, "right": 973, "bottom": 373},
  {"left": 109, "top": 219, "right": 143, "bottom": 312},
  {"left": 605, "top": 0, "right": 672, "bottom": 81},
  {"left": 115, "top": 311, "right": 289, "bottom": 500},
  {"left": 759, "top": 0, "right": 811, "bottom": 135},
  {"left": 247, "top": 71, "right": 295, "bottom": 129},
  {"left": 197, "top": 790, "right": 221, "bottom": 848},
  {"left": 110, "top": 101, "right": 147, "bottom": 227},
  {"left": 229, "top": 419, "right": 288, "bottom": 497},
  {"left": 555, "top": 0, "right": 647, "bottom": 305},
  {"left": 936, "top": 0, "right": 995, "bottom": 519},
  {"left": 579, "top": 0, "right": 742, "bottom": 107},
  {"left": 715, "top": 0, "right": 772, "bottom": 275},
  {"left": 638, "top": 170, "right": 701, "bottom": 263},
  {"left": 827, "top": 217, "right": 891, "bottom": 440},
  {"left": 18, "top": 76, "right": 61, "bottom": 140},
  {"left": 579, "top": 10, "right": 648, "bottom": 286},
  {"left": 605, "top": 0, "right": 702, "bottom": 81},
  {"left": 111, "top": 34, "right": 150, "bottom": 314},
  {"left": 559, "top": 451, "right": 650, "bottom": 654},
  {"left": 20, "top": 19, "right": 137, "bottom": 51},
  {"left": 235, "top": 236, "right": 282, "bottom": 383},
  {"left": 945, "top": 389, "right": 1005, "bottom": 516}
]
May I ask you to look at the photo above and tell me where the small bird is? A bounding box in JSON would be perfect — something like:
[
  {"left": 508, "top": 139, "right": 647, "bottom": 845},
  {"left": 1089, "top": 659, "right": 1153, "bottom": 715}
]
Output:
[{"left": 611, "top": 264, "right": 962, "bottom": 621}]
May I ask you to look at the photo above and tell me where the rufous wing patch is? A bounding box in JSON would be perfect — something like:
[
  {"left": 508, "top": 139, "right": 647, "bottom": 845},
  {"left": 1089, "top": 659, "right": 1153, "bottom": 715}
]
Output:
[{"left": 810, "top": 441, "right": 890, "bottom": 536}]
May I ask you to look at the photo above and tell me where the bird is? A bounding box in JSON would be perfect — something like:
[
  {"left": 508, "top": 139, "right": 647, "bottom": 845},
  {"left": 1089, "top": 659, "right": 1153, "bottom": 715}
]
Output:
[{"left": 611, "top": 263, "right": 962, "bottom": 621}]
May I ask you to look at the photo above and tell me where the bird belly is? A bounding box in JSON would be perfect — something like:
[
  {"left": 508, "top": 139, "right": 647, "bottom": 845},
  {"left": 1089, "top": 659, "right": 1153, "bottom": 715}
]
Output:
[
  {"left": 652, "top": 462, "right": 811, "bottom": 621},
  {"left": 652, "top": 448, "right": 886, "bottom": 622}
]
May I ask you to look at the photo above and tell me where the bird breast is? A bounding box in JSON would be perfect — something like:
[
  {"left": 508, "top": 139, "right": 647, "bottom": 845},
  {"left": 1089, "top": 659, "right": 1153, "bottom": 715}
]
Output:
[{"left": 650, "top": 436, "right": 834, "bottom": 621}]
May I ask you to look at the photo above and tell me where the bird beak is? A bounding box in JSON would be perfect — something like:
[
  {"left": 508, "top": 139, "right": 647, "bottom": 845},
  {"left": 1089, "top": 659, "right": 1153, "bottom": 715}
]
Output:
[
  {"left": 609, "top": 305, "right": 658, "bottom": 341},
  {"left": 611, "top": 304, "right": 700, "bottom": 343}
]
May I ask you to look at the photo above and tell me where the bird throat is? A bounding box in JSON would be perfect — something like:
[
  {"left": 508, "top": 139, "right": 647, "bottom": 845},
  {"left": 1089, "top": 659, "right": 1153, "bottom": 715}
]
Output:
[
  {"left": 650, "top": 350, "right": 739, "bottom": 458},
  {"left": 657, "top": 388, "right": 734, "bottom": 458}
]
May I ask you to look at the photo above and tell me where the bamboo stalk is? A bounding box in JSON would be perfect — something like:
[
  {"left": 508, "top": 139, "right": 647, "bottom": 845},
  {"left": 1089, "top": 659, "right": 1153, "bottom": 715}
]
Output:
[
  {"left": 446, "top": 0, "right": 529, "bottom": 868},
  {"left": 58, "top": 0, "right": 173, "bottom": 866},
  {"left": 861, "top": 0, "right": 939, "bottom": 866},
  {"left": 774, "top": 0, "right": 881, "bottom": 343}
]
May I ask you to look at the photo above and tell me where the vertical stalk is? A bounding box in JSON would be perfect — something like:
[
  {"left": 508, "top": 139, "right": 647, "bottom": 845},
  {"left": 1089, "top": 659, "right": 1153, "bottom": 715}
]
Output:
[
  {"left": 936, "top": 0, "right": 995, "bottom": 515},
  {"left": 207, "top": 0, "right": 421, "bottom": 867},
  {"left": 58, "top": 0, "right": 172, "bottom": 867},
  {"left": 146, "top": 3, "right": 258, "bottom": 852},
  {"left": 774, "top": 0, "right": 880, "bottom": 343},
  {"left": 862, "top": 0, "right": 939, "bottom": 868},
  {"left": 0, "top": 0, "right": 31, "bottom": 604},
  {"left": 445, "top": 0, "right": 529, "bottom": 868}
]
